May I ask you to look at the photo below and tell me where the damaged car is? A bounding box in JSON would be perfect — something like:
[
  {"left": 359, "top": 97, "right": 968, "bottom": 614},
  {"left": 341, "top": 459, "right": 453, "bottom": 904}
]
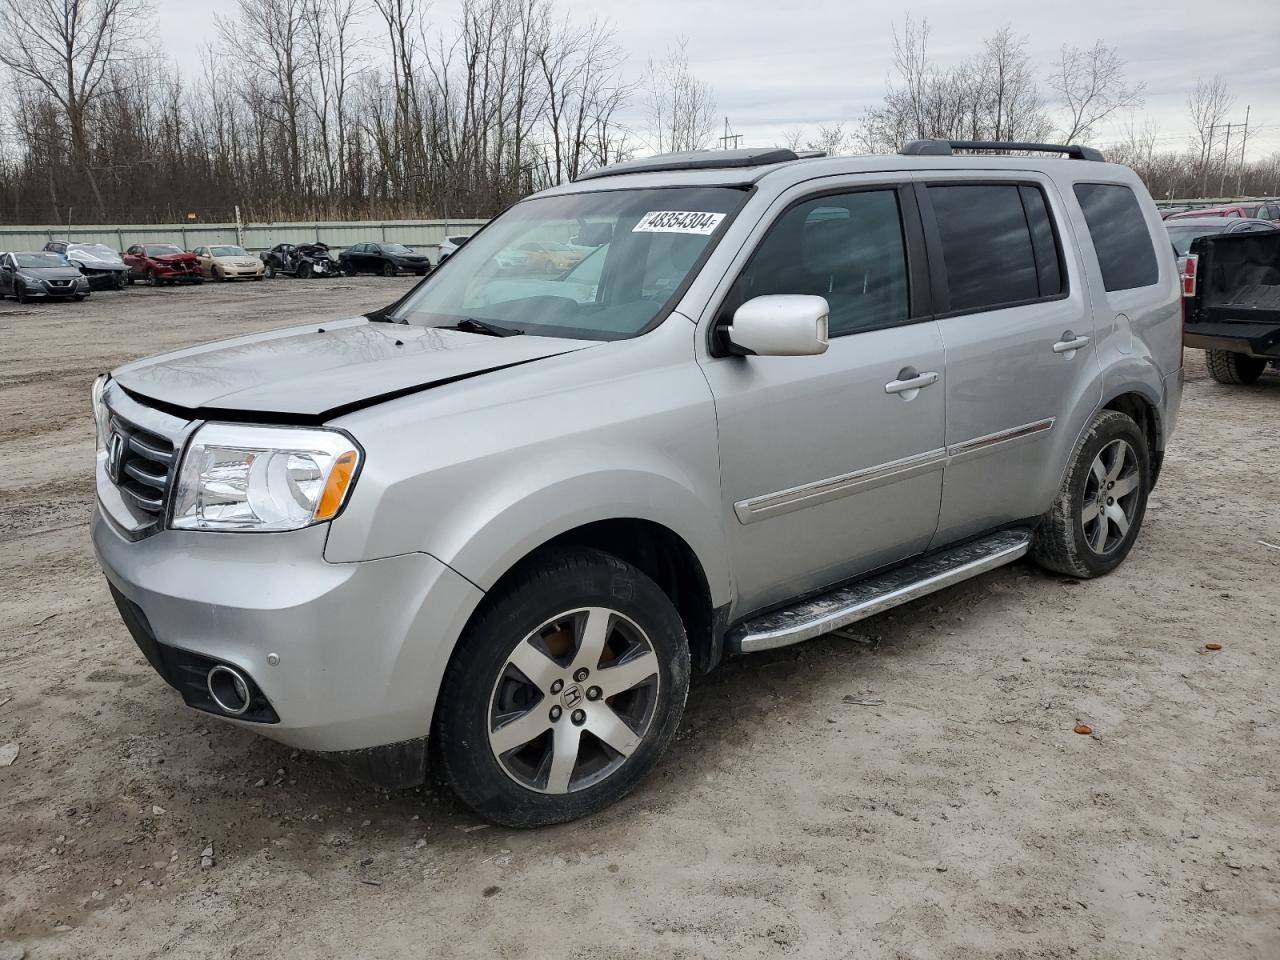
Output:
[
  {"left": 261, "top": 242, "right": 336, "bottom": 279},
  {"left": 44, "top": 241, "right": 129, "bottom": 290},
  {"left": 123, "top": 244, "right": 203, "bottom": 286}
]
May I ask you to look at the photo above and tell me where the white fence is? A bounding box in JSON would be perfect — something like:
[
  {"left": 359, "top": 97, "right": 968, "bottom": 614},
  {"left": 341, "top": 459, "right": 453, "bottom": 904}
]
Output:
[{"left": 0, "top": 218, "right": 488, "bottom": 255}]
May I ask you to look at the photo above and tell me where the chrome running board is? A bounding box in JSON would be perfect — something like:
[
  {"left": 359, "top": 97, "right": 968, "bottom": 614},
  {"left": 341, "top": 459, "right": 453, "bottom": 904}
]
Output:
[{"left": 728, "top": 528, "right": 1034, "bottom": 654}]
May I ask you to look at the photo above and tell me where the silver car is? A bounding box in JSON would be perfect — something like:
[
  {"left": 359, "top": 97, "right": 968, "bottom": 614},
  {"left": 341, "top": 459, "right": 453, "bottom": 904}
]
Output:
[{"left": 91, "top": 141, "right": 1183, "bottom": 826}]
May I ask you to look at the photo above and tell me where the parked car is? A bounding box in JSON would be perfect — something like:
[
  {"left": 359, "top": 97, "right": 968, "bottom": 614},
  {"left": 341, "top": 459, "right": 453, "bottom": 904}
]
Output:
[
  {"left": 1179, "top": 228, "right": 1280, "bottom": 384},
  {"left": 1166, "top": 203, "right": 1280, "bottom": 221},
  {"left": 123, "top": 244, "right": 203, "bottom": 286},
  {"left": 192, "top": 244, "right": 265, "bottom": 281},
  {"left": 338, "top": 242, "right": 432, "bottom": 277},
  {"left": 0, "top": 250, "right": 91, "bottom": 302},
  {"left": 43, "top": 241, "right": 128, "bottom": 290},
  {"left": 1166, "top": 216, "right": 1278, "bottom": 256},
  {"left": 437, "top": 234, "right": 472, "bottom": 264},
  {"left": 261, "top": 242, "right": 336, "bottom": 279},
  {"left": 91, "top": 141, "right": 1183, "bottom": 828},
  {"left": 513, "top": 240, "right": 581, "bottom": 273}
]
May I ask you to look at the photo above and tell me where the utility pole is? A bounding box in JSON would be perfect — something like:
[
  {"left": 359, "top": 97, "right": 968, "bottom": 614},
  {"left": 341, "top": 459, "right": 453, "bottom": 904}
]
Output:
[
  {"left": 718, "top": 117, "right": 741, "bottom": 151},
  {"left": 1219, "top": 122, "right": 1233, "bottom": 197},
  {"left": 1236, "top": 105, "right": 1250, "bottom": 196}
]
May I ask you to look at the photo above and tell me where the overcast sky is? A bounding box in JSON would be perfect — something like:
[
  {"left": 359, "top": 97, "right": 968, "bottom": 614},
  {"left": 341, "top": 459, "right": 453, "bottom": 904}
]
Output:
[{"left": 158, "top": 0, "right": 1280, "bottom": 157}]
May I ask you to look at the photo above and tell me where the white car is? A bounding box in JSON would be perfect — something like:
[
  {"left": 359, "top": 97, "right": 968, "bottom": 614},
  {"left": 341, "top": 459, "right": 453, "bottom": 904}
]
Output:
[{"left": 437, "top": 234, "right": 474, "bottom": 264}]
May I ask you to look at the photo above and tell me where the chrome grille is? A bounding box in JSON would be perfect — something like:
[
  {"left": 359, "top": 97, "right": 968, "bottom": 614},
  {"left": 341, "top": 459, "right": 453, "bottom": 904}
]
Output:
[{"left": 107, "top": 415, "right": 177, "bottom": 515}]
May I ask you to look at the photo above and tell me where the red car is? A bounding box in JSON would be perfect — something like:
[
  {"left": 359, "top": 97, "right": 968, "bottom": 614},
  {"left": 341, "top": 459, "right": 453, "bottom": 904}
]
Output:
[{"left": 122, "top": 243, "right": 204, "bottom": 286}]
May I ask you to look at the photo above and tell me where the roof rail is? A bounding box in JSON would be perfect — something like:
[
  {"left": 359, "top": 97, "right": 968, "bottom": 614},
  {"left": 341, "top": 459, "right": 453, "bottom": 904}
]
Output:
[
  {"left": 899, "top": 139, "right": 1106, "bottom": 162},
  {"left": 575, "top": 147, "right": 801, "bottom": 182}
]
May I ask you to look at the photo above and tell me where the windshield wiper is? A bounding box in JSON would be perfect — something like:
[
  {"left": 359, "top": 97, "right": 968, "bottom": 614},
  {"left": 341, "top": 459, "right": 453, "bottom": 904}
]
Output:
[{"left": 447, "top": 317, "right": 525, "bottom": 337}]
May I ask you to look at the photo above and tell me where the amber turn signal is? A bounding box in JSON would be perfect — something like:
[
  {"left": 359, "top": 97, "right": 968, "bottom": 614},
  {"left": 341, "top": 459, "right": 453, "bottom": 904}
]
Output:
[{"left": 315, "top": 450, "right": 360, "bottom": 520}]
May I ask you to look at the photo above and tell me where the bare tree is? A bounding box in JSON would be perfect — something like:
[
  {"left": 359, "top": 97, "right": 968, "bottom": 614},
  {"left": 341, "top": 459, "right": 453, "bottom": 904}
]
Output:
[
  {"left": 643, "top": 39, "right": 715, "bottom": 154},
  {"left": 0, "top": 0, "right": 154, "bottom": 219},
  {"left": 1049, "top": 41, "right": 1144, "bottom": 143},
  {"left": 859, "top": 18, "right": 1050, "bottom": 152},
  {"left": 1187, "top": 74, "right": 1233, "bottom": 161}
]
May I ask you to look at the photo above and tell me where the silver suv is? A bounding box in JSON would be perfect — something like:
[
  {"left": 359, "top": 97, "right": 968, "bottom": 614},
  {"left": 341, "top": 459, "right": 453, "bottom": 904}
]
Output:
[{"left": 92, "top": 141, "right": 1184, "bottom": 826}]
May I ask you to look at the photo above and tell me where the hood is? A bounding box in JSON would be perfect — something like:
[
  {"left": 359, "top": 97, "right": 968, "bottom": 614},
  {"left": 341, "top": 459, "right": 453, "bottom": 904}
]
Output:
[
  {"left": 152, "top": 252, "right": 197, "bottom": 263},
  {"left": 20, "top": 266, "right": 84, "bottom": 281},
  {"left": 111, "top": 318, "right": 598, "bottom": 420},
  {"left": 69, "top": 251, "right": 126, "bottom": 269}
]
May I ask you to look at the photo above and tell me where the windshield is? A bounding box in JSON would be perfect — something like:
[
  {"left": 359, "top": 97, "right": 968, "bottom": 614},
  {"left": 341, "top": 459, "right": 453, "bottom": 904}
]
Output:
[
  {"left": 17, "top": 253, "right": 68, "bottom": 268},
  {"left": 1167, "top": 224, "right": 1229, "bottom": 256},
  {"left": 144, "top": 244, "right": 183, "bottom": 256},
  {"left": 210, "top": 245, "right": 247, "bottom": 257},
  {"left": 392, "top": 186, "right": 746, "bottom": 339},
  {"left": 381, "top": 243, "right": 413, "bottom": 254}
]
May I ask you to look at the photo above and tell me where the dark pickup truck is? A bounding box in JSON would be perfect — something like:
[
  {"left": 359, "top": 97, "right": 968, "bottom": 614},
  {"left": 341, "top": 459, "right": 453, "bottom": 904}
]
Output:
[{"left": 1182, "top": 231, "right": 1280, "bottom": 384}]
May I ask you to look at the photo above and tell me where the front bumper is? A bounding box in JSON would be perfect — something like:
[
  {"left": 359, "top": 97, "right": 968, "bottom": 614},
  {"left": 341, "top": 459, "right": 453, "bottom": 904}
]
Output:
[
  {"left": 23, "top": 280, "right": 88, "bottom": 298},
  {"left": 92, "top": 505, "right": 484, "bottom": 753}
]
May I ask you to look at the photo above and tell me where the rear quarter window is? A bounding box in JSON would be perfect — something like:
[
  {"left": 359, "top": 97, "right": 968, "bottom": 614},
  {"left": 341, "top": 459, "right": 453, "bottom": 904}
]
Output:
[{"left": 1073, "top": 183, "right": 1159, "bottom": 292}]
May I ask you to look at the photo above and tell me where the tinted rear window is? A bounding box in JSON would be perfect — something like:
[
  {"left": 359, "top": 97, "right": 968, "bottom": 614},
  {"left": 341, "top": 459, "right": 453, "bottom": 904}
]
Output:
[
  {"left": 928, "top": 184, "right": 1044, "bottom": 312},
  {"left": 1073, "top": 183, "right": 1159, "bottom": 291}
]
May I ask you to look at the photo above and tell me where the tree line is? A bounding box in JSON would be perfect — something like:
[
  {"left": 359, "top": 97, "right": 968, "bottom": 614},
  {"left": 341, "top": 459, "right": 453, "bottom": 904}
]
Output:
[{"left": 0, "top": 3, "right": 1274, "bottom": 228}]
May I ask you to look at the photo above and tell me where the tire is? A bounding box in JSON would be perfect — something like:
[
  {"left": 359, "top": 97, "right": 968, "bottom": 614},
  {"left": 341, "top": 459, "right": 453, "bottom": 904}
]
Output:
[
  {"left": 146, "top": 268, "right": 157, "bottom": 287},
  {"left": 74, "top": 293, "right": 87, "bottom": 301},
  {"left": 343, "top": 262, "right": 357, "bottom": 277},
  {"left": 1031, "top": 410, "right": 1151, "bottom": 579},
  {"left": 213, "top": 267, "right": 225, "bottom": 282},
  {"left": 381, "top": 261, "right": 395, "bottom": 277},
  {"left": 266, "top": 263, "right": 277, "bottom": 279},
  {"left": 298, "top": 262, "right": 313, "bottom": 279},
  {"left": 253, "top": 274, "right": 264, "bottom": 281},
  {"left": 115, "top": 274, "right": 126, "bottom": 290},
  {"left": 15, "top": 283, "right": 27, "bottom": 303},
  {"left": 435, "top": 547, "right": 690, "bottom": 828},
  {"left": 126, "top": 272, "right": 135, "bottom": 286},
  {"left": 1206, "top": 349, "right": 1266, "bottom": 385}
]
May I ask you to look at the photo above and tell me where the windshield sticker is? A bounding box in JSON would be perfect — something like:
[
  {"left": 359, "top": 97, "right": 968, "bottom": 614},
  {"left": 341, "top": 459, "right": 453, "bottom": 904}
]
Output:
[{"left": 633, "top": 211, "right": 726, "bottom": 235}]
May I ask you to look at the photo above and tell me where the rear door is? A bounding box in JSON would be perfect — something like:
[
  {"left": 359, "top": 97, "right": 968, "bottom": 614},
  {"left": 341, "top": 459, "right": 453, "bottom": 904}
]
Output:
[
  {"left": 916, "top": 175, "right": 1102, "bottom": 545},
  {"left": 699, "top": 181, "right": 947, "bottom": 614}
]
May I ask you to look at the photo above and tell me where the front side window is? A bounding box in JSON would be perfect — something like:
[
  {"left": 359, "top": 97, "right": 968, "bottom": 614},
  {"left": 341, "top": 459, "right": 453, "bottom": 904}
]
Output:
[
  {"left": 1073, "top": 183, "right": 1159, "bottom": 292},
  {"left": 393, "top": 186, "right": 746, "bottom": 340},
  {"left": 927, "top": 184, "right": 1048, "bottom": 312},
  {"left": 731, "top": 189, "right": 909, "bottom": 336}
]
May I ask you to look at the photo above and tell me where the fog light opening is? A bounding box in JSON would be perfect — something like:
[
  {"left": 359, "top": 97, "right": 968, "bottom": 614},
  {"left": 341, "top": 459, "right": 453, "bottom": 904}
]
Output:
[{"left": 207, "top": 664, "right": 252, "bottom": 716}]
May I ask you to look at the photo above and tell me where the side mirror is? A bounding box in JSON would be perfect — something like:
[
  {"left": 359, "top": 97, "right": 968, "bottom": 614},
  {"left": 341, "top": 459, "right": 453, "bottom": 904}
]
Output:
[{"left": 725, "top": 295, "right": 829, "bottom": 357}]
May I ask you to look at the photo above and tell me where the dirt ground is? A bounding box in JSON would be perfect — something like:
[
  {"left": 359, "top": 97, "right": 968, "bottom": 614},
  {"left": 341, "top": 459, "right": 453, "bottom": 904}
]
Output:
[{"left": 1, "top": 278, "right": 1277, "bottom": 960}]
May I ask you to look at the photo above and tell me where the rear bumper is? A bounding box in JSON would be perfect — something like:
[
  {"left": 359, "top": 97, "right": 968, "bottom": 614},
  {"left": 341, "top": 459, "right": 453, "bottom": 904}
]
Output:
[
  {"left": 1184, "top": 321, "right": 1280, "bottom": 358},
  {"left": 92, "top": 504, "right": 484, "bottom": 752}
]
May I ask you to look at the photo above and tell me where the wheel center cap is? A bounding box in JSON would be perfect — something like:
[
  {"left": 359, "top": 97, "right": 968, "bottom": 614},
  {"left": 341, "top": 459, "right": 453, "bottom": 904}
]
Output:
[{"left": 561, "top": 684, "right": 584, "bottom": 709}]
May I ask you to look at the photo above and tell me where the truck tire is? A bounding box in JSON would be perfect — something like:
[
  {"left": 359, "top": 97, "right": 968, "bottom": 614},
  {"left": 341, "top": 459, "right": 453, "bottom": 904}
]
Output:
[
  {"left": 1031, "top": 410, "right": 1150, "bottom": 579},
  {"left": 435, "top": 547, "right": 690, "bottom": 827},
  {"left": 1205, "top": 349, "right": 1266, "bottom": 385}
]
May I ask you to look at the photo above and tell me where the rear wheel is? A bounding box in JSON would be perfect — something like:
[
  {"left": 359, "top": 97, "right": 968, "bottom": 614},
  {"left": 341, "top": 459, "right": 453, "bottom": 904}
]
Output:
[
  {"left": 435, "top": 547, "right": 690, "bottom": 827},
  {"left": 1206, "top": 349, "right": 1266, "bottom": 385},
  {"left": 1032, "top": 410, "right": 1150, "bottom": 579}
]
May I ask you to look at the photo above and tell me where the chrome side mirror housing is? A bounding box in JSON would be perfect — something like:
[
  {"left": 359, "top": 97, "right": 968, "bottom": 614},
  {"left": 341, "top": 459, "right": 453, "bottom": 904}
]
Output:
[{"left": 725, "top": 295, "right": 829, "bottom": 357}]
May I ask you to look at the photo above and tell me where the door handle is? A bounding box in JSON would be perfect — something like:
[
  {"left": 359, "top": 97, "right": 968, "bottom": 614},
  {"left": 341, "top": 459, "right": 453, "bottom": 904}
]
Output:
[
  {"left": 884, "top": 370, "right": 939, "bottom": 395},
  {"left": 1053, "top": 334, "right": 1091, "bottom": 354}
]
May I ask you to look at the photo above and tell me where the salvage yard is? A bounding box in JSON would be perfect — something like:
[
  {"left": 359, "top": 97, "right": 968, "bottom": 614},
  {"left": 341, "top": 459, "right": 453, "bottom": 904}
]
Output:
[{"left": 0, "top": 280, "right": 1277, "bottom": 959}]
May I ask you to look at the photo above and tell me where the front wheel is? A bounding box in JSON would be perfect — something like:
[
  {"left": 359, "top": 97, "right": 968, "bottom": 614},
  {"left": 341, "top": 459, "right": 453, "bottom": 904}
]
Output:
[
  {"left": 1032, "top": 410, "right": 1150, "bottom": 579},
  {"left": 1206, "top": 349, "right": 1266, "bottom": 385},
  {"left": 14, "top": 283, "right": 27, "bottom": 303},
  {"left": 435, "top": 548, "right": 690, "bottom": 828},
  {"left": 266, "top": 263, "right": 276, "bottom": 279},
  {"left": 145, "top": 268, "right": 158, "bottom": 287},
  {"left": 298, "top": 262, "right": 312, "bottom": 279},
  {"left": 381, "top": 261, "right": 395, "bottom": 277},
  {"left": 213, "top": 267, "right": 225, "bottom": 282}
]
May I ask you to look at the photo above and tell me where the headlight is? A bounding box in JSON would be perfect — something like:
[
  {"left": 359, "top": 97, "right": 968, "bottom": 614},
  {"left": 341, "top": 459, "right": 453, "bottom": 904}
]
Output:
[
  {"left": 171, "top": 424, "right": 361, "bottom": 532},
  {"left": 91, "top": 375, "right": 111, "bottom": 457}
]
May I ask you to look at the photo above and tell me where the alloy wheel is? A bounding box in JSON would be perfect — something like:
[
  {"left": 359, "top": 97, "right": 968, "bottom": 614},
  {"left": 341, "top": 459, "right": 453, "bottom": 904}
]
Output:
[
  {"left": 487, "top": 607, "right": 661, "bottom": 794},
  {"left": 1082, "top": 438, "right": 1140, "bottom": 555}
]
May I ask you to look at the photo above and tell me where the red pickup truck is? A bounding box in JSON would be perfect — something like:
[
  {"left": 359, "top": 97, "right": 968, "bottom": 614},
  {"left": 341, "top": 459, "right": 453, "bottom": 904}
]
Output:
[{"left": 1168, "top": 202, "right": 1280, "bottom": 222}]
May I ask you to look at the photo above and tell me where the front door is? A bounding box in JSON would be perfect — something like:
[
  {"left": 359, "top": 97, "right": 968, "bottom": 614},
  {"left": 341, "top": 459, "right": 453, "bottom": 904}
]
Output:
[
  {"left": 700, "top": 185, "right": 947, "bottom": 614},
  {"left": 915, "top": 177, "right": 1102, "bottom": 545}
]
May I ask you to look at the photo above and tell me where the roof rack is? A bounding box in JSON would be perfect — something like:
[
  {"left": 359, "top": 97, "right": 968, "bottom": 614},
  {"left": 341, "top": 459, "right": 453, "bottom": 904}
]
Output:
[
  {"left": 899, "top": 139, "right": 1106, "bottom": 162},
  {"left": 574, "top": 147, "right": 801, "bottom": 182}
]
